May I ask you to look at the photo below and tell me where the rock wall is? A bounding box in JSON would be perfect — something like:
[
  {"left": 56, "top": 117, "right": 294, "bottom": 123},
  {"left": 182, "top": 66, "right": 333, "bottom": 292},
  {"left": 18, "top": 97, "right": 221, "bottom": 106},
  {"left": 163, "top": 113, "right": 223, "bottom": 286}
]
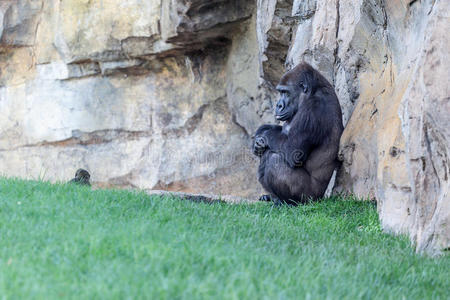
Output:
[
  {"left": 0, "top": 0, "right": 271, "bottom": 198},
  {"left": 0, "top": 0, "right": 448, "bottom": 253},
  {"left": 257, "top": 0, "right": 449, "bottom": 254}
]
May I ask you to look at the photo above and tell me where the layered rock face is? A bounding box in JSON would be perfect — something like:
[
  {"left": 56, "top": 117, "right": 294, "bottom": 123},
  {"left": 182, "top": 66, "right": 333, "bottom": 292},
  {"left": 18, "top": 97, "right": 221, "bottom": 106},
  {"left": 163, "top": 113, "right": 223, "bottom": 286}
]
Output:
[
  {"left": 0, "top": 0, "right": 448, "bottom": 253},
  {"left": 0, "top": 0, "right": 271, "bottom": 197}
]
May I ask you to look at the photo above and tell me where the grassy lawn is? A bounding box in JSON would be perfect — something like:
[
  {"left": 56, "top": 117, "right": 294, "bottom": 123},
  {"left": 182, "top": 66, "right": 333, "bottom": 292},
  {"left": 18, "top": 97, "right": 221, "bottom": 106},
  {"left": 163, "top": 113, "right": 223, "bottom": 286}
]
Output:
[{"left": 0, "top": 178, "right": 448, "bottom": 299}]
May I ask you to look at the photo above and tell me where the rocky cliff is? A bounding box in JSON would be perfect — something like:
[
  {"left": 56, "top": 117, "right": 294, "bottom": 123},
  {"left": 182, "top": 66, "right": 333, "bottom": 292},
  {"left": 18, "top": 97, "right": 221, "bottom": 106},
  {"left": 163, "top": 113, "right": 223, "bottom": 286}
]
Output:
[{"left": 0, "top": 0, "right": 448, "bottom": 254}]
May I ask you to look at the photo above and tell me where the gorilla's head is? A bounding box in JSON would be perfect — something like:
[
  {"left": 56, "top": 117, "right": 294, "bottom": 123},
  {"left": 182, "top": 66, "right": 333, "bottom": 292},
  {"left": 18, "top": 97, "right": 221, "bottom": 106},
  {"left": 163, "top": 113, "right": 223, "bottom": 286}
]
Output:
[
  {"left": 275, "top": 63, "right": 327, "bottom": 122},
  {"left": 75, "top": 169, "right": 90, "bottom": 181},
  {"left": 275, "top": 82, "right": 305, "bottom": 122}
]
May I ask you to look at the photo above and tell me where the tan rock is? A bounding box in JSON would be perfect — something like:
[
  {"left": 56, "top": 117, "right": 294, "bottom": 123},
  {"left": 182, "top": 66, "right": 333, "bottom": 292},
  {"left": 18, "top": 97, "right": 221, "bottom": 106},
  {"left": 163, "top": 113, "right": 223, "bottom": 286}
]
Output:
[{"left": 334, "top": 0, "right": 449, "bottom": 253}]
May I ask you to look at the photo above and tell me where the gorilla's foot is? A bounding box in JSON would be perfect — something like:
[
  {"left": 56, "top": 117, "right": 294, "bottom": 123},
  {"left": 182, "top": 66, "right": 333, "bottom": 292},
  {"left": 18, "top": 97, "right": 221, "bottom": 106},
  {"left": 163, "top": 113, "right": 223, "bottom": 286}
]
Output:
[
  {"left": 259, "top": 194, "right": 272, "bottom": 202},
  {"left": 272, "top": 197, "right": 283, "bottom": 206},
  {"left": 259, "top": 194, "right": 284, "bottom": 206}
]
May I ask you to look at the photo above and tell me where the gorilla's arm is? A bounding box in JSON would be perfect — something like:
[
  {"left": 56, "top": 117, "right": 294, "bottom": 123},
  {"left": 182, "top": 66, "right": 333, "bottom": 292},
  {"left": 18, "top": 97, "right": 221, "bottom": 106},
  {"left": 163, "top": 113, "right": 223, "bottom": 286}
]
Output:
[
  {"left": 264, "top": 129, "right": 312, "bottom": 168},
  {"left": 255, "top": 124, "right": 282, "bottom": 136},
  {"left": 253, "top": 125, "right": 282, "bottom": 156},
  {"left": 256, "top": 99, "right": 331, "bottom": 168},
  {"left": 253, "top": 126, "right": 309, "bottom": 167}
]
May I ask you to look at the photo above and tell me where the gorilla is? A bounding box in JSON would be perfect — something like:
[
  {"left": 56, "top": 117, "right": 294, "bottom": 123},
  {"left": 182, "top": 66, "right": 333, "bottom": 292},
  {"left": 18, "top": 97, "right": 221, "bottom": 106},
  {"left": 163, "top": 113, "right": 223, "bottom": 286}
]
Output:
[
  {"left": 253, "top": 63, "right": 343, "bottom": 205},
  {"left": 69, "top": 169, "right": 91, "bottom": 186}
]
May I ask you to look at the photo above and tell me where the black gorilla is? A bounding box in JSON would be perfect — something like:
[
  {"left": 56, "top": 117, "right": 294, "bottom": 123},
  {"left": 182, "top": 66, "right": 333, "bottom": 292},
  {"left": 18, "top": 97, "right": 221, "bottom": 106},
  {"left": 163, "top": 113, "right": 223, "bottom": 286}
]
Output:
[
  {"left": 69, "top": 169, "right": 91, "bottom": 186},
  {"left": 253, "top": 63, "right": 343, "bottom": 205}
]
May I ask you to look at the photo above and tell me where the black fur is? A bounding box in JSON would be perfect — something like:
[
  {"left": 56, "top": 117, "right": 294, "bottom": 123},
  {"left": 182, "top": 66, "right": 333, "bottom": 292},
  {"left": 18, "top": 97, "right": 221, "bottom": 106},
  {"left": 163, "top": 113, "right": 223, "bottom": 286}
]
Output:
[
  {"left": 253, "top": 63, "right": 343, "bottom": 204},
  {"left": 69, "top": 169, "right": 91, "bottom": 186}
]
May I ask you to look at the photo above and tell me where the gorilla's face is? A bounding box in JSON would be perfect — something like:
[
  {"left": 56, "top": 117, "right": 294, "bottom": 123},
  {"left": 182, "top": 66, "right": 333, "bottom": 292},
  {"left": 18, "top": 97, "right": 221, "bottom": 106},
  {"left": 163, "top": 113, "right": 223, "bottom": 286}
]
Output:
[
  {"left": 75, "top": 169, "right": 90, "bottom": 181},
  {"left": 275, "top": 83, "right": 306, "bottom": 122}
]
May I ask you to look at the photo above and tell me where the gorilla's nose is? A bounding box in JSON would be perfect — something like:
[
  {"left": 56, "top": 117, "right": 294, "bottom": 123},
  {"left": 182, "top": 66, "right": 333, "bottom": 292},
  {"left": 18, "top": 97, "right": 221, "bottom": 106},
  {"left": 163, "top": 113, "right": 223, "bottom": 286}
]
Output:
[{"left": 276, "top": 102, "right": 284, "bottom": 112}]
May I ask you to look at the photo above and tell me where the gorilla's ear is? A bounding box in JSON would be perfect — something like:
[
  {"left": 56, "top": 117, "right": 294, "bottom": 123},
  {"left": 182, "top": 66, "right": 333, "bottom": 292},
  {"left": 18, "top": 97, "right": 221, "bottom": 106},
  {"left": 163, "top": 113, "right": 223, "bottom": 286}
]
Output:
[{"left": 299, "top": 82, "right": 308, "bottom": 94}]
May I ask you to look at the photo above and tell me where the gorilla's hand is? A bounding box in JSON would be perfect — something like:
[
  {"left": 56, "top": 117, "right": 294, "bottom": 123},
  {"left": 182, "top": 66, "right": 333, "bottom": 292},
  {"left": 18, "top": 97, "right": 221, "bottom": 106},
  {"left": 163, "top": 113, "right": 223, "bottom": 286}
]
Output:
[{"left": 253, "top": 135, "right": 268, "bottom": 156}]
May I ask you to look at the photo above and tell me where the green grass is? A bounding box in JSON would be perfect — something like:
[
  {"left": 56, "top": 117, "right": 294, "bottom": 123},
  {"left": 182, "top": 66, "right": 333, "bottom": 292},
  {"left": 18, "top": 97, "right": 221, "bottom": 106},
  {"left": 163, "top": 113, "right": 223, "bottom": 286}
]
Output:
[{"left": 0, "top": 178, "right": 448, "bottom": 299}]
